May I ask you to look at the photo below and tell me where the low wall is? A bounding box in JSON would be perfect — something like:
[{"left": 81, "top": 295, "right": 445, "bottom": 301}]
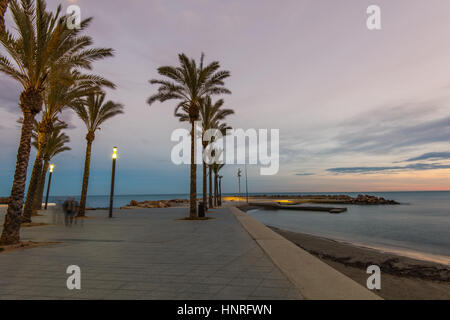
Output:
[{"left": 230, "top": 207, "right": 382, "bottom": 300}]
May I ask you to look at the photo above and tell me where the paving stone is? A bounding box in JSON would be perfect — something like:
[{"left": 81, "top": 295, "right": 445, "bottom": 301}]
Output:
[{"left": 0, "top": 207, "right": 303, "bottom": 300}]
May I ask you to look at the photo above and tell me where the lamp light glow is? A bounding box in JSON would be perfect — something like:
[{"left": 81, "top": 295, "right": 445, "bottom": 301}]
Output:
[
  {"left": 49, "top": 164, "right": 54, "bottom": 173},
  {"left": 112, "top": 146, "right": 118, "bottom": 159}
]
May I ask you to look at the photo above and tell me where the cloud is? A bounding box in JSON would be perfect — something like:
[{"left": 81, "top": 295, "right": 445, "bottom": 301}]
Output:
[
  {"left": 277, "top": 102, "right": 450, "bottom": 171},
  {"left": 0, "top": 77, "right": 21, "bottom": 114},
  {"left": 323, "top": 102, "right": 450, "bottom": 155},
  {"left": 294, "top": 173, "right": 314, "bottom": 176},
  {"left": 327, "top": 163, "right": 450, "bottom": 174},
  {"left": 58, "top": 109, "right": 77, "bottom": 130},
  {"left": 405, "top": 152, "right": 450, "bottom": 162}
]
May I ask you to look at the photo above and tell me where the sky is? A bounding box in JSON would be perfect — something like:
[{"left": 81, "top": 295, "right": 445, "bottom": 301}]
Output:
[{"left": 1, "top": 0, "right": 450, "bottom": 196}]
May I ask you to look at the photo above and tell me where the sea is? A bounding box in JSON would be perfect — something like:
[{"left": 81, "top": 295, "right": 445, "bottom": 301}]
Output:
[
  {"left": 245, "top": 191, "right": 450, "bottom": 265},
  {"left": 23, "top": 191, "right": 450, "bottom": 264}
]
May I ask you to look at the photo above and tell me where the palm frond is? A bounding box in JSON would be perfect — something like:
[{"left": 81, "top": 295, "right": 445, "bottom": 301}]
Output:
[
  {"left": 72, "top": 92, "right": 123, "bottom": 133},
  {"left": 0, "top": 0, "right": 115, "bottom": 107},
  {"left": 44, "top": 124, "right": 71, "bottom": 159},
  {"left": 148, "top": 53, "right": 231, "bottom": 122}
]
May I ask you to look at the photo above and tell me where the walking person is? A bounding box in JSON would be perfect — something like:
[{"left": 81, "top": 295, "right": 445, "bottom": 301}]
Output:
[{"left": 63, "top": 198, "right": 78, "bottom": 226}]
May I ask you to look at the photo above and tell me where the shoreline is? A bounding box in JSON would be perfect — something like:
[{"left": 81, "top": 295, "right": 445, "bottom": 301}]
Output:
[
  {"left": 238, "top": 205, "right": 450, "bottom": 266},
  {"left": 342, "top": 240, "right": 450, "bottom": 266},
  {"left": 269, "top": 226, "right": 450, "bottom": 300},
  {"left": 268, "top": 226, "right": 450, "bottom": 279},
  {"left": 273, "top": 225, "right": 450, "bottom": 266}
]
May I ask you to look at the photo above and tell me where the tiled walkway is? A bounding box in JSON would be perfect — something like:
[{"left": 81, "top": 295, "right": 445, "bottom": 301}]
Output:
[{"left": 0, "top": 207, "right": 303, "bottom": 300}]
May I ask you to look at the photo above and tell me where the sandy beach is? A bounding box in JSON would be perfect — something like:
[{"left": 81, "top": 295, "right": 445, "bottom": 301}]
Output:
[{"left": 269, "top": 227, "right": 450, "bottom": 300}]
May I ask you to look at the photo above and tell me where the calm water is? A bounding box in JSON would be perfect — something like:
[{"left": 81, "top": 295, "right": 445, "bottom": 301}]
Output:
[{"left": 246, "top": 191, "right": 450, "bottom": 264}]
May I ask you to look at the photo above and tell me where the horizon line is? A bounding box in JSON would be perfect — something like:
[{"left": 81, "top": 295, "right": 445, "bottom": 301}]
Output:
[{"left": 5, "top": 190, "right": 448, "bottom": 198}]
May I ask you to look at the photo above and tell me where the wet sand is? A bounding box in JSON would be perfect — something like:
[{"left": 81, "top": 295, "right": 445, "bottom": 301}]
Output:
[{"left": 270, "top": 227, "right": 450, "bottom": 300}]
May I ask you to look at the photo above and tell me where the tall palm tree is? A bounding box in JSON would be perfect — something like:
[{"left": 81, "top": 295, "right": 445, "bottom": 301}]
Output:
[
  {"left": 31, "top": 123, "right": 71, "bottom": 210},
  {"left": 174, "top": 96, "right": 234, "bottom": 211},
  {"left": 208, "top": 124, "right": 231, "bottom": 208},
  {"left": 212, "top": 163, "right": 225, "bottom": 207},
  {"left": 148, "top": 53, "right": 231, "bottom": 218},
  {"left": 22, "top": 70, "right": 114, "bottom": 221},
  {"left": 199, "top": 98, "right": 233, "bottom": 210},
  {"left": 218, "top": 175, "right": 223, "bottom": 205},
  {"left": 209, "top": 161, "right": 214, "bottom": 207},
  {"left": 0, "top": 0, "right": 114, "bottom": 244},
  {"left": 209, "top": 147, "right": 224, "bottom": 207},
  {"left": 0, "top": 0, "right": 9, "bottom": 32},
  {"left": 72, "top": 92, "right": 123, "bottom": 217}
]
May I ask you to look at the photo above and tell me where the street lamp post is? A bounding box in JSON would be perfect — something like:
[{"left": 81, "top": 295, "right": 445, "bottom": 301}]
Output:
[
  {"left": 237, "top": 169, "right": 241, "bottom": 200},
  {"left": 109, "top": 147, "right": 117, "bottom": 218},
  {"left": 44, "top": 164, "right": 54, "bottom": 210}
]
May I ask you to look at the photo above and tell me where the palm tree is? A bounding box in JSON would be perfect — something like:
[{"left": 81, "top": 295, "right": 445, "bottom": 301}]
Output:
[
  {"left": 209, "top": 162, "right": 214, "bottom": 207},
  {"left": 22, "top": 70, "right": 114, "bottom": 222},
  {"left": 174, "top": 96, "right": 234, "bottom": 211},
  {"left": 0, "top": 0, "right": 114, "bottom": 244},
  {"left": 148, "top": 53, "right": 231, "bottom": 218},
  {"left": 212, "top": 163, "right": 225, "bottom": 207},
  {"left": 209, "top": 147, "right": 225, "bottom": 207},
  {"left": 207, "top": 122, "right": 232, "bottom": 208},
  {"left": 218, "top": 175, "right": 223, "bottom": 205},
  {"left": 31, "top": 123, "right": 71, "bottom": 210},
  {"left": 72, "top": 92, "right": 123, "bottom": 217},
  {"left": 199, "top": 98, "right": 233, "bottom": 210}
]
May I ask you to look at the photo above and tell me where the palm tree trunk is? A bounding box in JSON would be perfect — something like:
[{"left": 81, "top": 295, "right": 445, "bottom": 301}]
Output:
[
  {"left": 208, "top": 166, "right": 213, "bottom": 208},
  {"left": 33, "top": 159, "right": 49, "bottom": 210},
  {"left": 189, "top": 120, "right": 197, "bottom": 218},
  {"left": 23, "top": 130, "right": 50, "bottom": 222},
  {"left": 219, "top": 178, "right": 222, "bottom": 205},
  {"left": 78, "top": 138, "right": 93, "bottom": 217},
  {"left": 202, "top": 142, "right": 208, "bottom": 211},
  {"left": 0, "top": 0, "right": 10, "bottom": 33},
  {"left": 0, "top": 109, "right": 35, "bottom": 244},
  {"left": 214, "top": 171, "right": 218, "bottom": 207}
]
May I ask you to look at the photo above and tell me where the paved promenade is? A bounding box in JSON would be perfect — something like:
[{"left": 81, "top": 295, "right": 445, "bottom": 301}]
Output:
[{"left": 0, "top": 207, "right": 302, "bottom": 300}]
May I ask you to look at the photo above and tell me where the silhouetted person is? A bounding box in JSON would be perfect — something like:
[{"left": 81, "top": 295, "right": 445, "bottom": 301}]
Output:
[{"left": 63, "top": 198, "right": 78, "bottom": 226}]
